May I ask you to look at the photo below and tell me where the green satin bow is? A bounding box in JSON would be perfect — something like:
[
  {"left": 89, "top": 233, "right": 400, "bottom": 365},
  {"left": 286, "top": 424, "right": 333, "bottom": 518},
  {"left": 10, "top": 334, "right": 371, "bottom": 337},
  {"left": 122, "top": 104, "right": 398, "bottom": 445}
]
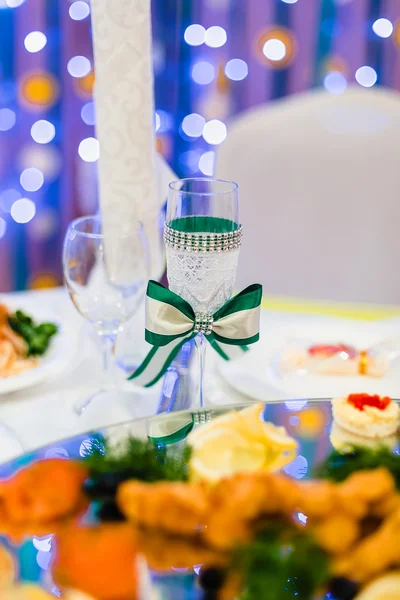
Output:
[{"left": 129, "top": 280, "right": 262, "bottom": 388}]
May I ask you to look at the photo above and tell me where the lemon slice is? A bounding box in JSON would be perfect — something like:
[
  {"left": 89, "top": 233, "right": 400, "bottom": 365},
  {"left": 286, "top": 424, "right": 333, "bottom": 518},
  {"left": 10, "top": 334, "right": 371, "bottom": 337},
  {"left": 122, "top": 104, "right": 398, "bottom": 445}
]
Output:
[
  {"left": 190, "top": 427, "right": 266, "bottom": 483},
  {"left": 355, "top": 572, "right": 400, "bottom": 600},
  {"left": 187, "top": 411, "right": 244, "bottom": 447}
]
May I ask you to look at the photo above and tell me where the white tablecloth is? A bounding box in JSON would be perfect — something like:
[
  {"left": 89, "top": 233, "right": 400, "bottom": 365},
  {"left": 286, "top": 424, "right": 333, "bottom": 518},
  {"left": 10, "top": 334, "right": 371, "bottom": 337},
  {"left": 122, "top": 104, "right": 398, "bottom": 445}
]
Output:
[{"left": 0, "top": 287, "right": 257, "bottom": 461}]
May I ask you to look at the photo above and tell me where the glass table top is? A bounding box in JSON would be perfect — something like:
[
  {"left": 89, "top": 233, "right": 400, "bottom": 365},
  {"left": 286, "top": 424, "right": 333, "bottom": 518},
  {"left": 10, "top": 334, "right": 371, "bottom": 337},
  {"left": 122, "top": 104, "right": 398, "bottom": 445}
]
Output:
[{"left": 1, "top": 398, "right": 398, "bottom": 599}]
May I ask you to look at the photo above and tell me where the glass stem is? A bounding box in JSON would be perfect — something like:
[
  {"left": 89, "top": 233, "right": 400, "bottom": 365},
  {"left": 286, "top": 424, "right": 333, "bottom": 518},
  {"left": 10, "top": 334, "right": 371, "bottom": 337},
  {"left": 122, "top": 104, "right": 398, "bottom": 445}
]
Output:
[
  {"left": 195, "top": 332, "right": 206, "bottom": 409},
  {"left": 98, "top": 332, "right": 117, "bottom": 389}
]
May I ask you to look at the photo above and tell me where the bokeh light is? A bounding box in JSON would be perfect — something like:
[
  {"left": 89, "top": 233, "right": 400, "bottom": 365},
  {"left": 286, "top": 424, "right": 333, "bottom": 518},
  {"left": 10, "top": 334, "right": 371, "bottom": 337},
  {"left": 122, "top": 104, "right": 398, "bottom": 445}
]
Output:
[
  {"left": 202, "top": 119, "right": 227, "bottom": 145},
  {"left": 24, "top": 31, "right": 47, "bottom": 53},
  {"left": 20, "top": 167, "right": 44, "bottom": 192},
  {"left": 6, "top": 0, "right": 25, "bottom": 6},
  {"left": 78, "top": 137, "right": 100, "bottom": 162},
  {"left": 31, "top": 120, "right": 56, "bottom": 144},
  {"left": 281, "top": 0, "right": 298, "bottom": 3},
  {"left": 179, "top": 150, "right": 202, "bottom": 171},
  {"left": 184, "top": 24, "right": 205, "bottom": 46},
  {"left": 74, "top": 70, "right": 95, "bottom": 98},
  {"left": 81, "top": 101, "right": 96, "bottom": 126},
  {"left": 192, "top": 61, "right": 215, "bottom": 85},
  {"left": 11, "top": 198, "right": 36, "bottom": 224},
  {"left": 67, "top": 56, "right": 91, "bottom": 78},
  {"left": 323, "top": 71, "right": 347, "bottom": 94},
  {"left": 0, "top": 108, "right": 16, "bottom": 131},
  {"left": 355, "top": 65, "right": 377, "bottom": 87},
  {"left": 284, "top": 455, "right": 308, "bottom": 479},
  {"left": 198, "top": 151, "right": 215, "bottom": 176},
  {"left": 205, "top": 25, "right": 227, "bottom": 48},
  {"left": 20, "top": 72, "right": 59, "bottom": 108},
  {"left": 18, "top": 145, "right": 62, "bottom": 180},
  {"left": 181, "top": 113, "right": 205, "bottom": 137},
  {"left": 0, "top": 189, "right": 21, "bottom": 213},
  {"left": 29, "top": 208, "right": 58, "bottom": 241},
  {"left": 263, "top": 39, "right": 286, "bottom": 61},
  {"left": 0, "top": 218, "right": 6, "bottom": 240},
  {"left": 224, "top": 58, "right": 248, "bottom": 81},
  {"left": 257, "top": 27, "right": 296, "bottom": 68},
  {"left": 69, "top": 1, "right": 90, "bottom": 21},
  {"left": 372, "top": 18, "right": 393, "bottom": 38},
  {"left": 155, "top": 109, "right": 173, "bottom": 133},
  {"left": 155, "top": 112, "right": 161, "bottom": 132}
]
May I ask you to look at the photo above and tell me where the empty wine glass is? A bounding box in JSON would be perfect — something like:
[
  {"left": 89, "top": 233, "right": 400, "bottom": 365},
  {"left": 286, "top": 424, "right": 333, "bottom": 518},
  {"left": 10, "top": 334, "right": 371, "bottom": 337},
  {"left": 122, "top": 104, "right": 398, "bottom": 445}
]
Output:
[
  {"left": 63, "top": 215, "right": 149, "bottom": 414},
  {"left": 166, "top": 178, "right": 240, "bottom": 410}
]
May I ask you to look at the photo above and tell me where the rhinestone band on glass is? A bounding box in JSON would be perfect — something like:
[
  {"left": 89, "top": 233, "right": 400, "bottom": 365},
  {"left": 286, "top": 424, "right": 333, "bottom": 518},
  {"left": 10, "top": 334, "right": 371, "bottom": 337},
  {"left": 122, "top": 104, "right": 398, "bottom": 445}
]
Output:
[
  {"left": 194, "top": 313, "right": 214, "bottom": 335},
  {"left": 164, "top": 224, "right": 243, "bottom": 253}
]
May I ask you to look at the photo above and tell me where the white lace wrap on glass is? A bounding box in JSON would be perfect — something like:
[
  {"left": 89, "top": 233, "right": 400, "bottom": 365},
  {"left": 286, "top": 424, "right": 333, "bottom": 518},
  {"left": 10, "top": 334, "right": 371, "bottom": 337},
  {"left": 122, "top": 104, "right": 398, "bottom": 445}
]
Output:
[{"left": 166, "top": 246, "right": 240, "bottom": 315}]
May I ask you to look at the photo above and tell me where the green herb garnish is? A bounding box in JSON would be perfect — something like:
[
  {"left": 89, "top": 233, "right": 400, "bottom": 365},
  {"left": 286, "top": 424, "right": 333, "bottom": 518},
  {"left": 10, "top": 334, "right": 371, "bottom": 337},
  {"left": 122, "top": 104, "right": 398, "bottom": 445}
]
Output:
[
  {"left": 8, "top": 310, "right": 58, "bottom": 356},
  {"left": 316, "top": 445, "right": 400, "bottom": 487},
  {"left": 233, "top": 524, "right": 329, "bottom": 600},
  {"left": 83, "top": 434, "right": 191, "bottom": 483}
]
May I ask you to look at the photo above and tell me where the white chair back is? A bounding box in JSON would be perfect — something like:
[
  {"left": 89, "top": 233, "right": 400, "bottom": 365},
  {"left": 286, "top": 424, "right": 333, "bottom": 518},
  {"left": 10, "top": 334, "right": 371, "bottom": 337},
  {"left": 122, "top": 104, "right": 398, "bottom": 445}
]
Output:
[{"left": 216, "top": 86, "right": 400, "bottom": 304}]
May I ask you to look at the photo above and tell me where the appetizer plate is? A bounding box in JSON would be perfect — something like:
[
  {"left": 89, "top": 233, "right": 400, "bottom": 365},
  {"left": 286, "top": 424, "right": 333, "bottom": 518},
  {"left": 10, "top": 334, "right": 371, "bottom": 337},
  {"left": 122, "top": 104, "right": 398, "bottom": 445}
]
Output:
[
  {"left": 0, "top": 303, "right": 79, "bottom": 395},
  {"left": 218, "top": 313, "right": 400, "bottom": 401}
]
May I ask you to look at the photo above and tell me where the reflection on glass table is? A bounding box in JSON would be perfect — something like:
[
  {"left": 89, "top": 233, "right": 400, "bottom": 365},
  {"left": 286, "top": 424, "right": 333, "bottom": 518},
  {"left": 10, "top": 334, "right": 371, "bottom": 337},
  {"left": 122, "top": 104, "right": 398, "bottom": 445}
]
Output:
[{"left": 0, "top": 398, "right": 398, "bottom": 599}]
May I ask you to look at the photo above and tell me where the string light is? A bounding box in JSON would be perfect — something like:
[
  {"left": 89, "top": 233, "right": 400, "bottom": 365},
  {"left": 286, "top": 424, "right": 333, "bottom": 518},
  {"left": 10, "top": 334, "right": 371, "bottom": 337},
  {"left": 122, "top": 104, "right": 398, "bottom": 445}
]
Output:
[
  {"left": 69, "top": 1, "right": 90, "bottom": 21},
  {"left": 198, "top": 151, "right": 215, "bottom": 176},
  {"left": 67, "top": 56, "right": 91, "bottom": 78},
  {"left": 263, "top": 39, "right": 286, "bottom": 61},
  {"left": 81, "top": 101, "right": 96, "bottom": 126},
  {"left": 20, "top": 168, "right": 44, "bottom": 192},
  {"left": 355, "top": 66, "right": 377, "bottom": 88},
  {"left": 225, "top": 59, "right": 248, "bottom": 81},
  {"left": 0, "top": 218, "right": 6, "bottom": 240},
  {"left": 192, "top": 61, "right": 215, "bottom": 85},
  {"left": 24, "top": 31, "right": 47, "bottom": 53},
  {"left": 323, "top": 72, "right": 347, "bottom": 95},
  {"left": 181, "top": 113, "right": 205, "bottom": 137},
  {"left": 31, "top": 120, "right": 56, "bottom": 144},
  {"left": 372, "top": 18, "right": 393, "bottom": 38},
  {"left": 205, "top": 26, "right": 227, "bottom": 48},
  {"left": 202, "top": 119, "right": 227, "bottom": 145},
  {"left": 10, "top": 198, "right": 36, "bottom": 224},
  {"left": 78, "top": 137, "right": 99, "bottom": 162},
  {"left": 184, "top": 24, "right": 206, "bottom": 46},
  {"left": 6, "top": 0, "right": 25, "bottom": 6},
  {"left": 0, "top": 108, "right": 16, "bottom": 131}
]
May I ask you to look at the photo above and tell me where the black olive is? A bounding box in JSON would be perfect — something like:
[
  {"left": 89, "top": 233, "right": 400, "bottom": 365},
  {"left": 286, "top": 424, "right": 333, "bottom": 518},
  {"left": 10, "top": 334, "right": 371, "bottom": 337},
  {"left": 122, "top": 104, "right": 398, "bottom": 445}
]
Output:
[
  {"left": 97, "top": 500, "right": 125, "bottom": 522},
  {"left": 329, "top": 577, "right": 359, "bottom": 600},
  {"left": 199, "top": 567, "right": 226, "bottom": 590}
]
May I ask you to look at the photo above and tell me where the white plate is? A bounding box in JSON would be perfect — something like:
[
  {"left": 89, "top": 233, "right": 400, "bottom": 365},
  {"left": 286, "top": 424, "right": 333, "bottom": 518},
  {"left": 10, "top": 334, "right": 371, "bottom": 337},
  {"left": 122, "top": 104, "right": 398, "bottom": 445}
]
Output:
[
  {"left": 218, "top": 313, "right": 400, "bottom": 401},
  {"left": 0, "top": 302, "right": 80, "bottom": 395}
]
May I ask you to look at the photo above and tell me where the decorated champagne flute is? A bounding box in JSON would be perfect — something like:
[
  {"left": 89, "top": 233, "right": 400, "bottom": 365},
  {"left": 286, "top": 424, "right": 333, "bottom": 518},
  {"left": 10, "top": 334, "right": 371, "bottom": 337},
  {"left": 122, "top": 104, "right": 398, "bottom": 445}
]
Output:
[{"left": 165, "top": 178, "right": 241, "bottom": 410}]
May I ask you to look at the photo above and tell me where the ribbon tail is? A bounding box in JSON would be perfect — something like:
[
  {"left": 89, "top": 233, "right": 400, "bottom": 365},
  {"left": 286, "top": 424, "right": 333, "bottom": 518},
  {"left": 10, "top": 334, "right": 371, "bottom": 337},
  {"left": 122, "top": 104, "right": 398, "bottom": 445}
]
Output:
[
  {"left": 128, "top": 333, "right": 196, "bottom": 388},
  {"left": 209, "top": 337, "right": 248, "bottom": 361}
]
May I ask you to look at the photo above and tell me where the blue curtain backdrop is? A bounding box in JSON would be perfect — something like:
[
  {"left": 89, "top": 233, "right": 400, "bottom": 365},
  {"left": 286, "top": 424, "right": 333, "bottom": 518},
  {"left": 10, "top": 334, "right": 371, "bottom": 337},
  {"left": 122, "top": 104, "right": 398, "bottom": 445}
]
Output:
[{"left": 0, "top": 0, "right": 398, "bottom": 291}]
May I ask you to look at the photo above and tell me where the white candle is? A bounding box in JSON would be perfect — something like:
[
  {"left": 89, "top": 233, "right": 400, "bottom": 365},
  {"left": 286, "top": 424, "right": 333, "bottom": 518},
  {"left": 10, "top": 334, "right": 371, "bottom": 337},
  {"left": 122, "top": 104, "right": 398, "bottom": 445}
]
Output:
[{"left": 91, "top": 0, "right": 163, "bottom": 280}]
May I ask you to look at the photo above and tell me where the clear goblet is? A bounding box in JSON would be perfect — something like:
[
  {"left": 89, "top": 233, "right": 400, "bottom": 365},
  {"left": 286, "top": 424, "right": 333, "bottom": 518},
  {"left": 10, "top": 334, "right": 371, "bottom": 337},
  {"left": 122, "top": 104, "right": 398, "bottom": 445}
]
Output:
[
  {"left": 166, "top": 178, "right": 240, "bottom": 410},
  {"left": 63, "top": 215, "right": 149, "bottom": 414}
]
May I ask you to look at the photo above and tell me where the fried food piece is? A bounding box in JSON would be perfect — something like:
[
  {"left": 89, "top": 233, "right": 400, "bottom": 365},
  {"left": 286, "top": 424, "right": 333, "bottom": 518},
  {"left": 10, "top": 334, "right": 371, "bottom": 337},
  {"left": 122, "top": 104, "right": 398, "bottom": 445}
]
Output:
[
  {"left": 205, "top": 473, "right": 299, "bottom": 550},
  {"left": 336, "top": 469, "right": 395, "bottom": 519},
  {"left": 333, "top": 508, "right": 400, "bottom": 582},
  {"left": 131, "top": 527, "right": 226, "bottom": 572},
  {"left": 0, "top": 459, "right": 88, "bottom": 537},
  {"left": 0, "top": 544, "right": 16, "bottom": 589},
  {"left": 0, "top": 325, "right": 28, "bottom": 356},
  {"left": 297, "top": 480, "right": 337, "bottom": 519},
  {"left": 117, "top": 481, "right": 209, "bottom": 536},
  {"left": 53, "top": 524, "right": 137, "bottom": 600},
  {"left": 313, "top": 514, "right": 360, "bottom": 554}
]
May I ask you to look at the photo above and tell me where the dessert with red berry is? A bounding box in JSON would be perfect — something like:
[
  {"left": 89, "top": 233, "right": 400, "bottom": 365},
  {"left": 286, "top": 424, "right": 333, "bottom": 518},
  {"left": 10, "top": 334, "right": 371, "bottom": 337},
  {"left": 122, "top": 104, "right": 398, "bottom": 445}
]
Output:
[{"left": 331, "top": 393, "right": 400, "bottom": 439}]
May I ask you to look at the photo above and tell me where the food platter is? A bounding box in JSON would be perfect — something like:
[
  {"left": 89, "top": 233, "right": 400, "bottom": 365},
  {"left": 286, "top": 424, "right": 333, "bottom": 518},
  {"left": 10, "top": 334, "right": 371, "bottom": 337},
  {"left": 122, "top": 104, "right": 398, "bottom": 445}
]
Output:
[
  {"left": 1, "top": 397, "right": 400, "bottom": 599},
  {"left": 0, "top": 302, "right": 78, "bottom": 395}
]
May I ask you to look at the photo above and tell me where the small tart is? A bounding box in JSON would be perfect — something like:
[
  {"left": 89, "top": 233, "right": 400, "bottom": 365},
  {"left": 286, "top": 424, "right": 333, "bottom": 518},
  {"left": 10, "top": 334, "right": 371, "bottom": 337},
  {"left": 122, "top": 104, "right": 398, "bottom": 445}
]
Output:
[{"left": 331, "top": 393, "right": 400, "bottom": 439}]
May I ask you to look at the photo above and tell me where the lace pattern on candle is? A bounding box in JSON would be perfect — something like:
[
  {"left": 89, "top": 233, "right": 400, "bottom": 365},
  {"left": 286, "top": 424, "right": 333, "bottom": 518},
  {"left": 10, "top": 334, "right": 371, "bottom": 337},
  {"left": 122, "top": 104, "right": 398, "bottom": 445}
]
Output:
[{"left": 166, "top": 247, "right": 240, "bottom": 314}]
